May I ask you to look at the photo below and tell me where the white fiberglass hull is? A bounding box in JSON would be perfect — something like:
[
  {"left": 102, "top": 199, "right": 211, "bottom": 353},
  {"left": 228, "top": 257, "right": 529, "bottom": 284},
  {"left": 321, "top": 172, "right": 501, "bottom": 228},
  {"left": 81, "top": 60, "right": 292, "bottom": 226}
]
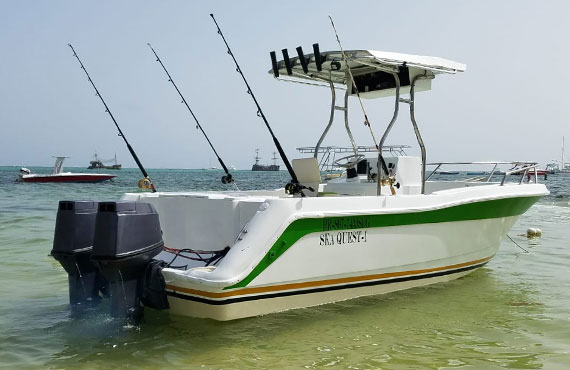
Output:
[
  {"left": 164, "top": 216, "right": 514, "bottom": 320},
  {"left": 123, "top": 183, "right": 547, "bottom": 320},
  {"left": 168, "top": 267, "right": 476, "bottom": 320}
]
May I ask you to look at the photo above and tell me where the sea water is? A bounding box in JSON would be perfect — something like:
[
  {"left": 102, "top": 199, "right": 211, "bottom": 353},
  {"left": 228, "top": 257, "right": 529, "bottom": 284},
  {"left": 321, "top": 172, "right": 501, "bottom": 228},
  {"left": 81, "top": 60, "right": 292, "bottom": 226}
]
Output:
[{"left": 0, "top": 167, "right": 568, "bottom": 369}]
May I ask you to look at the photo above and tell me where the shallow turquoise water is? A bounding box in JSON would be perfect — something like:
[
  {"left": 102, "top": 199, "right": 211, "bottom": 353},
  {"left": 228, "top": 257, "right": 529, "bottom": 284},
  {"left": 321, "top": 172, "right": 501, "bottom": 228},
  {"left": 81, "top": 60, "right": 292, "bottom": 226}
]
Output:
[{"left": 0, "top": 167, "right": 569, "bottom": 369}]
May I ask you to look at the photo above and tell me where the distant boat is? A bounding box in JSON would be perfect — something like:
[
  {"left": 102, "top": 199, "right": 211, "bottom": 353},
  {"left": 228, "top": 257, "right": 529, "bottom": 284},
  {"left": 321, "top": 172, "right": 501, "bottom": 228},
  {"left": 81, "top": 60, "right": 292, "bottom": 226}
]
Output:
[
  {"left": 528, "top": 169, "right": 549, "bottom": 176},
  {"left": 87, "top": 153, "right": 121, "bottom": 170},
  {"left": 511, "top": 167, "right": 548, "bottom": 176},
  {"left": 19, "top": 157, "right": 115, "bottom": 183},
  {"left": 251, "top": 149, "right": 280, "bottom": 171},
  {"left": 545, "top": 162, "right": 559, "bottom": 174}
]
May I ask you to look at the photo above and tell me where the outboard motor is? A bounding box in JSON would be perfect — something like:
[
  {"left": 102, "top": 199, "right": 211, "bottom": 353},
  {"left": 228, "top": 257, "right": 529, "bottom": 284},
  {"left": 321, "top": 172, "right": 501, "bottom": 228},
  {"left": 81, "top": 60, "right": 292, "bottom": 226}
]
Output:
[
  {"left": 51, "top": 201, "right": 107, "bottom": 311},
  {"left": 91, "top": 201, "right": 163, "bottom": 321}
]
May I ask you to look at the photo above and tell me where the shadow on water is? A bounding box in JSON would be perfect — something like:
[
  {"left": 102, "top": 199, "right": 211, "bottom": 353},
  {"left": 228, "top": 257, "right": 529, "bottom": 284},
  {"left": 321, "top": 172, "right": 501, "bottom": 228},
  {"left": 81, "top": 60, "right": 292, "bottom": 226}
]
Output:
[{"left": 42, "top": 268, "right": 556, "bottom": 369}]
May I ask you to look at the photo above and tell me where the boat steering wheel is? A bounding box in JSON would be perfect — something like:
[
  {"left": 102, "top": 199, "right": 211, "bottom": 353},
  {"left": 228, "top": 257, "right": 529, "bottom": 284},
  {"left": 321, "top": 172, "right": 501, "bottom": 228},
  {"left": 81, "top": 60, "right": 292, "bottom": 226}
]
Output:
[{"left": 333, "top": 154, "right": 365, "bottom": 168}]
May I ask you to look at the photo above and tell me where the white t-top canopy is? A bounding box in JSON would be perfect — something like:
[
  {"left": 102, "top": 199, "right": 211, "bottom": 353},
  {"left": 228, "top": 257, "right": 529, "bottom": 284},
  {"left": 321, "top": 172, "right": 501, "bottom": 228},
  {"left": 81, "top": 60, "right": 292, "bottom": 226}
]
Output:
[
  {"left": 270, "top": 49, "right": 466, "bottom": 98},
  {"left": 366, "top": 50, "right": 466, "bottom": 73}
]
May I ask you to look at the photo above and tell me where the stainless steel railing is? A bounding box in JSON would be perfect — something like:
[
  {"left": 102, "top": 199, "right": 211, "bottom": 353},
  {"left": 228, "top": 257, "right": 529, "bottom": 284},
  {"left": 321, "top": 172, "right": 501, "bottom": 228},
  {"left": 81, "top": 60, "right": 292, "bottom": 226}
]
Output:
[{"left": 425, "top": 161, "right": 541, "bottom": 185}]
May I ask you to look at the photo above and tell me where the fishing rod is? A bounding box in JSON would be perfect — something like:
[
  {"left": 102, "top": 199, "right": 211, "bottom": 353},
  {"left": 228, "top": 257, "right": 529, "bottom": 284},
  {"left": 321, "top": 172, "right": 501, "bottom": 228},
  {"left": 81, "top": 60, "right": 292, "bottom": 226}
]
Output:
[
  {"left": 210, "top": 13, "right": 310, "bottom": 196},
  {"left": 328, "top": 16, "right": 379, "bottom": 151},
  {"left": 328, "top": 16, "right": 395, "bottom": 195},
  {"left": 67, "top": 43, "right": 156, "bottom": 192},
  {"left": 147, "top": 43, "right": 233, "bottom": 184}
]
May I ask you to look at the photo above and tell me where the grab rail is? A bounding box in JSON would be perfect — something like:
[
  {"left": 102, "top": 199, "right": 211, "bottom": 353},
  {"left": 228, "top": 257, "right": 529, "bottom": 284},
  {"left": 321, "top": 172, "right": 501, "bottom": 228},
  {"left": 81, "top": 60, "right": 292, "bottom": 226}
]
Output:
[
  {"left": 425, "top": 161, "right": 540, "bottom": 185},
  {"left": 297, "top": 145, "right": 410, "bottom": 172}
]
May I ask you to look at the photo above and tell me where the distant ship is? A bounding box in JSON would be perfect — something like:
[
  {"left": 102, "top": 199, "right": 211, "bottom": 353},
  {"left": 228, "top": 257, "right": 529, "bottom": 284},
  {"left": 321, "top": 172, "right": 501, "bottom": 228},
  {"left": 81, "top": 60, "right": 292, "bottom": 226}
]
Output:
[
  {"left": 87, "top": 153, "right": 121, "bottom": 170},
  {"left": 251, "top": 149, "right": 279, "bottom": 171}
]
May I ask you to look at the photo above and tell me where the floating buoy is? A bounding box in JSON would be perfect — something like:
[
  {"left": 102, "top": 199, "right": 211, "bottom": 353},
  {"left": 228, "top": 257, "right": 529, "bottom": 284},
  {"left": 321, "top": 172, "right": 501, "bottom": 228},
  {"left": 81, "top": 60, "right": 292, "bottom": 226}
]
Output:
[{"left": 526, "top": 228, "right": 542, "bottom": 238}]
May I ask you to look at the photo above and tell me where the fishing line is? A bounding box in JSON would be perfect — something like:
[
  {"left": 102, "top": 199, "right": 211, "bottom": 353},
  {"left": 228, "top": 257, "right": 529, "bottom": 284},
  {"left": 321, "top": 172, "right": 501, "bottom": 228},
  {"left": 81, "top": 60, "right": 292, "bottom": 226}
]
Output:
[
  {"left": 328, "top": 16, "right": 395, "bottom": 194},
  {"left": 68, "top": 44, "right": 156, "bottom": 192},
  {"left": 507, "top": 234, "right": 529, "bottom": 254},
  {"left": 147, "top": 43, "right": 234, "bottom": 185},
  {"left": 210, "top": 13, "right": 312, "bottom": 196},
  {"left": 328, "top": 16, "right": 379, "bottom": 151}
]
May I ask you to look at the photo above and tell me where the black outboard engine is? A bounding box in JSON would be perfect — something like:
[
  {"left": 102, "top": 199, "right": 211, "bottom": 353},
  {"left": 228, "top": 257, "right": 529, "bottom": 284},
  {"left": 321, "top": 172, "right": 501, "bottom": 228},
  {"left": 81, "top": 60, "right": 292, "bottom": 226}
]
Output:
[
  {"left": 91, "top": 201, "right": 163, "bottom": 321},
  {"left": 51, "top": 201, "right": 107, "bottom": 311}
]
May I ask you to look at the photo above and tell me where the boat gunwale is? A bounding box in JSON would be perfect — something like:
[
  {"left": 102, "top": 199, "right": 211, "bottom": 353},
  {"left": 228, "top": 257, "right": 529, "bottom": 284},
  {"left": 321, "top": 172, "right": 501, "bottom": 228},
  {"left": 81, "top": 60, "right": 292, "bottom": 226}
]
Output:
[{"left": 159, "top": 189, "right": 545, "bottom": 292}]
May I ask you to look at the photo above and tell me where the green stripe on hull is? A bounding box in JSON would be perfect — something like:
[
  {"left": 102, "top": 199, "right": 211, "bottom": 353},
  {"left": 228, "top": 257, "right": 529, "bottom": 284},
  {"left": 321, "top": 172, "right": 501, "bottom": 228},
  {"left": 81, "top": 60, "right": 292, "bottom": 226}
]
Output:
[{"left": 225, "top": 196, "right": 540, "bottom": 289}]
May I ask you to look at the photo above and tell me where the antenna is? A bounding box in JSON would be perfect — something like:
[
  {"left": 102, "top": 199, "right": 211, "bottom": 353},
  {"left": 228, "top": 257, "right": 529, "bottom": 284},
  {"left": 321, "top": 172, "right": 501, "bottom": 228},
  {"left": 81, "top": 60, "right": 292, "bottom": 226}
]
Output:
[{"left": 328, "top": 16, "right": 395, "bottom": 195}]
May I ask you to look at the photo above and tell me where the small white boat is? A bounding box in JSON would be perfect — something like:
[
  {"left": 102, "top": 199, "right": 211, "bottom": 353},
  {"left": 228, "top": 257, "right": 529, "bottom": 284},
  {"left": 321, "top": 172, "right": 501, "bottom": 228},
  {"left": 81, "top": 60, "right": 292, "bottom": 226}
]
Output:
[
  {"left": 19, "top": 156, "right": 115, "bottom": 183},
  {"left": 51, "top": 46, "right": 548, "bottom": 322}
]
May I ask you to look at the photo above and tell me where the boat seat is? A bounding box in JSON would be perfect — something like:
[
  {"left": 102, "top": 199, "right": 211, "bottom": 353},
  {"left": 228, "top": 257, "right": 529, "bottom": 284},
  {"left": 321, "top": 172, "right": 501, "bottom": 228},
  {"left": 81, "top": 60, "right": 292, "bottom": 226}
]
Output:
[{"left": 292, "top": 157, "right": 321, "bottom": 197}]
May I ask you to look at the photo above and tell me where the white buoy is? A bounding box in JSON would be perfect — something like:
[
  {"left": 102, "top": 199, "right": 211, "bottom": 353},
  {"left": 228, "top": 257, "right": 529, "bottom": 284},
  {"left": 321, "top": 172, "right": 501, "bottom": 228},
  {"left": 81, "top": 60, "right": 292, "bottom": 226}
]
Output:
[{"left": 526, "top": 228, "right": 542, "bottom": 238}]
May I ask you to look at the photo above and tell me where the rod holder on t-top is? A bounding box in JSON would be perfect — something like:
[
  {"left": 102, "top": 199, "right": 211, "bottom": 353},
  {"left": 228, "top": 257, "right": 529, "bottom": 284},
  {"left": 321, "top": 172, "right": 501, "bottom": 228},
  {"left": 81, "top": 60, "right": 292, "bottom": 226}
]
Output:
[
  {"left": 147, "top": 43, "right": 233, "bottom": 185},
  {"left": 67, "top": 44, "right": 156, "bottom": 192},
  {"left": 296, "top": 46, "right": 309, "bottom": 74},
  {"left": 210, "top": 13, "right": 312, "bottom": 196},
  {"left": 313, "top": 43, "right": 324, "bottom": 72}
]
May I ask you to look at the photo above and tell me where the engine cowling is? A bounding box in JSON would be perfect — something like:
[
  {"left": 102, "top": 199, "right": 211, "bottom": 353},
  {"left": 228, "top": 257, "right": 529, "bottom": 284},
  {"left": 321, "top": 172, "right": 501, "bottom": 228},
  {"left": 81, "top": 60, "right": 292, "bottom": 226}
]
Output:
[
  {"left": 51, "top": 201, "right": 107, "bottom": 311},
  {"left": 91, "top": 201, "right": 164, "bottom": 321}
]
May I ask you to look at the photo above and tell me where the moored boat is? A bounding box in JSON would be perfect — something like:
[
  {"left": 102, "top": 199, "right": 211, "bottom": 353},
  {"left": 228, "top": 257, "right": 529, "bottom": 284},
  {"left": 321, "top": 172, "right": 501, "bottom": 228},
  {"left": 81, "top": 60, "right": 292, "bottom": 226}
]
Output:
[
  {"left": 51, "top": 39, "right": 547, "bottom": 322},
  {"left": 20, "top": 157, "right": 115, "bottom": 183},
  {"left": 87, "top": 153, "right": 121, "bottom": 170},
  {"left": 251, "top": 149, "right": 280, "bottom": 171},
  {"left": 529, "top": 169, "right": 549, "bottom": 176}
]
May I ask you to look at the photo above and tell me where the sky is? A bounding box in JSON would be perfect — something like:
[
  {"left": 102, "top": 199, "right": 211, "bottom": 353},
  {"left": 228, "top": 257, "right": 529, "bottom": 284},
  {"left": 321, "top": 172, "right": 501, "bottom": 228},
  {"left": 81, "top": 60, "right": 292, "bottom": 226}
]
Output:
[{"left": 1, "top": 1, "right": 569, "bottom": 169}]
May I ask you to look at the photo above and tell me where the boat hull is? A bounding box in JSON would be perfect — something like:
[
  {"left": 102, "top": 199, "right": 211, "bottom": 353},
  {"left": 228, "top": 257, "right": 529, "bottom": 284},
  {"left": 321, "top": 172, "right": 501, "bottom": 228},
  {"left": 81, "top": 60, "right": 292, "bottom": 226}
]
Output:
[
  {"left": 122, "top": 183, "right": 546, "bottom": 320},
  {"left": 529, "top": 169, "right": 548, "bottom": 176},
  {"left": 166, "top": 264, "right": 481, "bottom": 321},
  {"left": 160, "top": 202, "right": 531, "bottom": 319},
  {"left": 251, "top": 164, "right": 280, "bottom": 171},
  {"left": 22, "top": 173, "right": 115, "bottom": 183}
]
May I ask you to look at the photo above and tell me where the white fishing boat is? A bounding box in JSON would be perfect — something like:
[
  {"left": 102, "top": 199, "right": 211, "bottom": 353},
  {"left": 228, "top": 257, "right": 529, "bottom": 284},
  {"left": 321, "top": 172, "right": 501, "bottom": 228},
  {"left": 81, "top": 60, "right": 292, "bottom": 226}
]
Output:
[{"left": 52, "top": 45, "right": 547, "bottom": 322}]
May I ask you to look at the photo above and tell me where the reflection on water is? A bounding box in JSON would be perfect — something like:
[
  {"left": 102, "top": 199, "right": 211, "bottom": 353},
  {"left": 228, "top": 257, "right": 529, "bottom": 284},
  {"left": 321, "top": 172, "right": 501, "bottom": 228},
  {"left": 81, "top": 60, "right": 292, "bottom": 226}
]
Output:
[
  {"left": 0, "top": 168, "right": 569, "bottom": 369},
  {"left": 39, "top": 269, "right": 553, "bottom": 369}
]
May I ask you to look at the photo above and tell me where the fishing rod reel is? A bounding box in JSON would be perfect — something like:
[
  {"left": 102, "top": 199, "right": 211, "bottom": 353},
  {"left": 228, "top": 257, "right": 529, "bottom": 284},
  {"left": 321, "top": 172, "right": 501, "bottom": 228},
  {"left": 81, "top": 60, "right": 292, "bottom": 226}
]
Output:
[
  {"left": 285, "top": 181, "right": 314, "bottom": 196},
  {"left": 221, "top": 173, "right": 233, "bottom": 184},
  {"left": 138, "top": 176, "right": 153, "bottom": 190},
  {"left": 380, "top": 176, "right": 400, "bottom": 189}
]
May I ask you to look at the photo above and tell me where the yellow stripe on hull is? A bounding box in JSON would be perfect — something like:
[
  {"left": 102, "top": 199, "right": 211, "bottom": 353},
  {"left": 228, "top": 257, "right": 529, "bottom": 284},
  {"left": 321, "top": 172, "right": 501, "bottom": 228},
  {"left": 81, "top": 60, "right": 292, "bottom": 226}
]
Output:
[{"left": 164, "top": 256, "right": 492, "bottom": 320}]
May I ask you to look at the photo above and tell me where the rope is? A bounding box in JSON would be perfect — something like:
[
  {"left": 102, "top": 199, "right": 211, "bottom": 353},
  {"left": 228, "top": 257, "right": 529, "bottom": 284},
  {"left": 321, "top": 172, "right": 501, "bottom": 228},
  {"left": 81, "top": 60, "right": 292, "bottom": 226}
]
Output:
[
  {"left": 163, "top": 246, "right": 230, "bottom": 268},
  {"left": 506, "top": 234, "right": 529, "bottom": 254}
]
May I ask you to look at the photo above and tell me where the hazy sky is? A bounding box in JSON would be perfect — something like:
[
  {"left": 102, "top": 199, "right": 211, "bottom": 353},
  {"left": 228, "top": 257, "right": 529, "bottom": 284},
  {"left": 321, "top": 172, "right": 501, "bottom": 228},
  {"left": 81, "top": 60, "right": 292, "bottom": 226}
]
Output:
[{"left": 1, "top": 1, "right": 569, "bottom": 169}]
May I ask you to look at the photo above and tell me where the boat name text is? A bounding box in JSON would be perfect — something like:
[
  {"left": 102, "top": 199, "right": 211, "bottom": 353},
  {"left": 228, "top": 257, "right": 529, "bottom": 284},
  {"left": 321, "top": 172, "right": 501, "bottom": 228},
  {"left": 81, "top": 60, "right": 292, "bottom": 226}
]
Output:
[{"left": 319, "top": 230, "right": 368, "bottom": 246}]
